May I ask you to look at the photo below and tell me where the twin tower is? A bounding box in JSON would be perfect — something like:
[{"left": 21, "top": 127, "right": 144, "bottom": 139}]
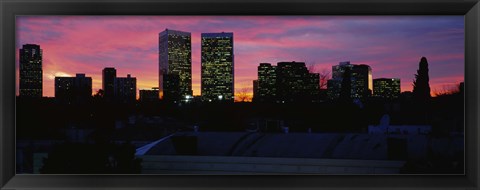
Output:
[{"left": 159, "top": 29, "right": 234, "bottom": 102}]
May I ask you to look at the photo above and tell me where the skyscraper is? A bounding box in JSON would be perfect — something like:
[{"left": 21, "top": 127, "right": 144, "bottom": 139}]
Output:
[
  {"left": 19, "top": 44, "right": 42, "bottom": 97},
  {"left": 102, "top": 67, "right": 116, "bottom": 100},
  {"left": 257, "top": 63, "right": 277, "bottom": 102},
  {"left": 55, "top": 74, "right": 92, "bottom": 104},
  {"left": 373, "top": 78, "right": 401, "bottom": 99},
  {"left": 159, "top": 29, "right": 192, "bottom": 101},
  {"left": 115, "top": 74, "right": 137, "bottom": 103},
  {"left": 327, "top": 61, "right": 372, "bottom": 100},
  {"left": 201, "top": 32, "right": 234, "bottom": 102}
]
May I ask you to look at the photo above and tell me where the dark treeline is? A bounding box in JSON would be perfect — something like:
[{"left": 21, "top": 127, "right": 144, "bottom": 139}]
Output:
[{"left": 17, "top": 90, "right": 464, "bottom": 140}]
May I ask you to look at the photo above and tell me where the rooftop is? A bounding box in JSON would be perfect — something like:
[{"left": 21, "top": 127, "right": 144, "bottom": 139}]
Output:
[{"left": 139, "top": 131, "right": 435, "bottom": 160}]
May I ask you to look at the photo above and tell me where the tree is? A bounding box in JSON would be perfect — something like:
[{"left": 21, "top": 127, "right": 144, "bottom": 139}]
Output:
[
  {"left": 306, "top": 62, "right": 317, "bottom": 73},
  {"left": 433, "top": 84, "right": 460, "bottom": 97},
  {"left": 235, "top": 87, "right": 252, "bottom": 102},
  {"left": 93, "top": 89, "right": 104, "bottom": 99},
  {"left": 306, "top": 62, "right": 330, "bottom": 90},
  {"left": 92, "top": 89, "right": 105, "bottom": 106},
  {"left": 411, "top": 57, "right": 432, "bottom": 125},
  {"left": 319, "top": 69, "right": 331, "bottom": 90},
  {"left": 412, "top": 57, "right": 431, "bottom": 102}
]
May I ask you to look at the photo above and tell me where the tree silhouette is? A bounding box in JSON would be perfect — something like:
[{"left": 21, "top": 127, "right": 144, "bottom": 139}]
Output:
[
  {"left": 433, "top": 84, "right": 461, "bottom": 97},
  {"left": 93, "top": 89, "right": 104, "bottom": 98},
  {"left": 339, "top": 67, "right": 352, "bottom": 102},
  {"left": 305, "top": 62, "right": 330, "bottom": 90},
  {"left": 235, "top": 87, "right": 252, "bottom": 102},
  {"left": 411, "top": 57, "right": 432, "bottom": 124},
  {"left": 412, "top": 57, "right": 431, "bottom": 102},
  {"left": 319, "top": 69, "right": 331, "bottom": 90}
]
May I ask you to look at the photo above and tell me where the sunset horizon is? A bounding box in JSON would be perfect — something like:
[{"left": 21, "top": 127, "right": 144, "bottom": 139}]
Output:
[{"left": 16, "top": 16, "right": 464, "bottom": 99}]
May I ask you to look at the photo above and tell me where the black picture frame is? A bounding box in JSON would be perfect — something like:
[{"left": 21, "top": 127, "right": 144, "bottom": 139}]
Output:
[{"left": 1, "top": 0, "right": 479, "bottom": 189}]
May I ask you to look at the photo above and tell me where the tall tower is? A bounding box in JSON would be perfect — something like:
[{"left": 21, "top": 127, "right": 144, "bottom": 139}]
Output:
[
  {"left": 257, "top": 63, "right": 277, "bottom": 102},
  {"left": 102, "top": 67, "right": 117, "bottom": 100},
  {"left": 19, "top": 44, "right": 42, "bottom": 97},
  {"left": 201, "top": 32, "right": 234, "bottom": 101},
  {"left": 327, "top": 61, "right": 372, "bottom": 100},
  {"left": 159, "top": 29, "right": 192, "bottom": 101}
]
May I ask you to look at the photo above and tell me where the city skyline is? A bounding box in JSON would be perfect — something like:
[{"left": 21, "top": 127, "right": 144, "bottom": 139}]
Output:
[{"left": 16, "top": 16, "right": 464, "bottom": 98}]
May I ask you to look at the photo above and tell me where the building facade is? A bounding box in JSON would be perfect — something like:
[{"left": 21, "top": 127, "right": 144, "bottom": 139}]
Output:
[
  {"left": 54, "top": 74, "right": 92, "bottom": 104},
  {"left": 19, "top": 44, "right": 43, "bottom": 98},
  {"left": 253, "top": 62, "right": 320, "bottom": 103},
  {"left": 256, "top": 63, "right": 277, "bottom": 102},
  {"left": 102, "top": 67, "right": 117, "bottom": 100},
  {"left": 201, "top": 32, "right": 234, "bottom": 102},
  {"left": 139, "top": 88, "right": 160, "bottom": 102},
  {"left": 159, "top": 29, "right": 193, "bottom": 101},
  {"left": 327, "top": 61, "right": 372, "bottom": 100},
  {"left": 276, "top": 62, "right": 320, "bottom": 102},
  {"left": 115, "top": 74, "right": 137, "bottom": 103},
  {"left": 373, "top": 78, "right": 401, "bottom": 99}
]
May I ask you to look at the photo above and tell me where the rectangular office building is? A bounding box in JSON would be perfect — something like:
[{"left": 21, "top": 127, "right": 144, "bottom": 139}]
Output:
[
  {"left": 140, "top": 88, "right": 160, "bottom": 102},
  {"left": 201, "top": 32, "right": 234, "bottom": 102},
  {"left": 116, "top": 74, "right": 137, "bottom": 103},
  {"left": 159, "top": 29, "right": 193, "bottom": 101},
  {"left": 102, "top": 67, "right": 117, "bottom": 100},
  {"left": 19, "top": 44, "right": 43, "bottom": 98},
  {"left": 55, "top": 74, "right": 92, "bottom": 104},
  {"left": 328, "top": 61, "right": 372, "bottom": 100},
  {"left": 373, "top": 78, "right": 401, "bottom": 99}
]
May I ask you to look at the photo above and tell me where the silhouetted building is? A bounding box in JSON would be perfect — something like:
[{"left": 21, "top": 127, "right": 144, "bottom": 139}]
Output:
[
  {"left": 159, "top": 29, "right": 193, "bottom": 101},
  {"left": 253, "top": 62, "right": 320, "bottom": 103},
  {"left": 55, "top": 74, "right": 92, "bottom": 104},
  {"left": 252, "top": 80, "right": 259, "bottom": 101},
  {"left": 163, "top": 73, "right": 180, "bottom": 102},
  {"left": 257, "top": 63, "right": 277, "bottom": 102},
  {"left": 327, "top": 61, "right": 372, "bottom": 100},
  {"left": 201, "top": 32, "right": 234, "bottom": 102},
  {"left": 102, "top": 67, "right": 117, "bottom": 100},
  {"left": 276, "top": 61, "right": 320, "bottom": 102},
  {"left": 307, "top": 72, "right": 321, "bottom": 101},
  {"left": 139, "top": 88, "right": 159, "bottom": 102},
  {"left": 115, "top": 74, "right": 136, "bottom": 103},
  {"left": 19, "top": 44, "right": 43, "bottom": 97},
  {"left": 373, "top": 78, "right": 401, "bottom": 99},
  {"left": 459, "top": 82, "right": 464, "bottom": 94}
]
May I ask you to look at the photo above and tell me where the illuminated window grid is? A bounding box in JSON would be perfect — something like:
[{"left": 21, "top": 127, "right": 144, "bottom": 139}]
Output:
[{"left": 201, "top": 32, "right": 234, "bottom": 101}]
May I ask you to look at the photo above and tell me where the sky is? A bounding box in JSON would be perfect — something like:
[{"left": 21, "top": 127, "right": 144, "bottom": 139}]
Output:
[{"left": 16, "top": 16, "right": 465, "bottom": 99}]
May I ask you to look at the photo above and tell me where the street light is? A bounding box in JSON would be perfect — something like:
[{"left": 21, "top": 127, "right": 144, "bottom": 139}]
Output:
[{"left": 184, "top": 95, "right": 192, "bottom": 102}]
